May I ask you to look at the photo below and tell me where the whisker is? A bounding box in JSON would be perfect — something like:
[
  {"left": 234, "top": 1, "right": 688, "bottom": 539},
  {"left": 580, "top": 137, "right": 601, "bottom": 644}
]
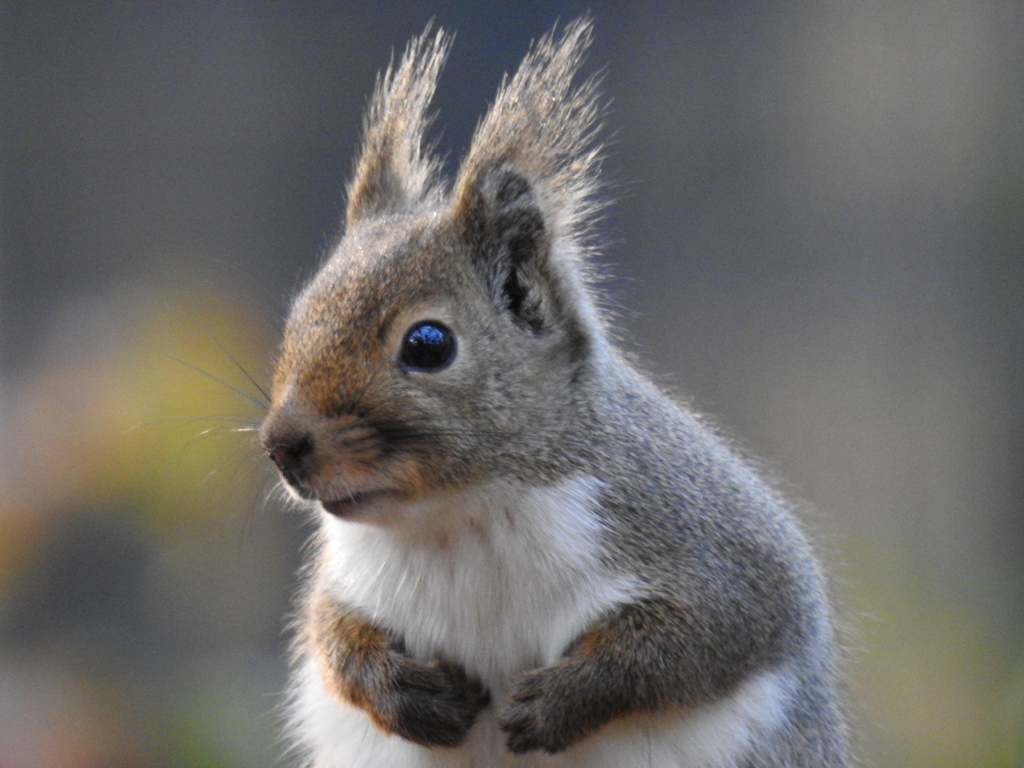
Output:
[
  {"left": 125, "top": 414, "right": 261, "bottom": 432},
  {"left": 212, "top": 335, "right": 272, "bottom": 404},
  {"left": 140, "top": 343, "right": 269, "bottom": 411},
  {"left": 193, "top": 424, "right": 262, "bottom": 439}
]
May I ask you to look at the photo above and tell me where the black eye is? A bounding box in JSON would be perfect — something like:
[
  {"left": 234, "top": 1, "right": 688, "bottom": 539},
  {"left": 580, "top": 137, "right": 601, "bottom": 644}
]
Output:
[{"left": 399, "top": 321, "right": 457, "bottom": 371}]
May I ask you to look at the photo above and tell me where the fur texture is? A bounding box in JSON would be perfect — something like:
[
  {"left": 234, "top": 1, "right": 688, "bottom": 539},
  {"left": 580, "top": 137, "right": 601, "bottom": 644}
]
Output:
[{"left": 262, "top": 18, "right": 850, "bottom": 768}]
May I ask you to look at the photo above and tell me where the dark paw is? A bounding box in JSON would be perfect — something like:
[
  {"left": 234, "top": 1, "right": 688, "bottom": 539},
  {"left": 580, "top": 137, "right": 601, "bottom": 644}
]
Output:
[
  {"left": 387, "top": 659, "right": 490, "bottom": 748},
  {"left": 498, "top": 666, "right": 581, "bottom": 754}
]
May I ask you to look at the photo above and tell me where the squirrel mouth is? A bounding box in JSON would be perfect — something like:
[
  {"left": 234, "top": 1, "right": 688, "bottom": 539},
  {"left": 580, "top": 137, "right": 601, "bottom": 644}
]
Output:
[{"left": 320, "top": 491, "right": 383, "bottom": 517}]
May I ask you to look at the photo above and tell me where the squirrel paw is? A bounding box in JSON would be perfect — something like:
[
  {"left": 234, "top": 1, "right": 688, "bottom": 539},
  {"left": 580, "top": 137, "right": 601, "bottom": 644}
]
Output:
[
  {"left": 379, "top": 658, "right": 490, "bottom": 748},
  {"left": 498, "top": 663, "right": 590, "bottom": 754},
  {"left": 328, "top": 653, "right": 490, "bottom": 749}
]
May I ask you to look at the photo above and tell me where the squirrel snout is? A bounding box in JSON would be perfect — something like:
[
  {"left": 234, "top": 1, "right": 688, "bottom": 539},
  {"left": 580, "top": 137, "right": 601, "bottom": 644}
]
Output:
[
  {"left": 266, "top": 434, "right": 313, "bottom": 472},
  {"left": 261, "top": 422, "right": 315, "bottom": 487}
]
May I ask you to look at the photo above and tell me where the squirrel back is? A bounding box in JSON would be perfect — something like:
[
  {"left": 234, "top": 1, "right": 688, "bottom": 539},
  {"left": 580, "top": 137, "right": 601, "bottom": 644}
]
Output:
[{"left": 261, "top": 19, "right": 850, "bottom": 768}]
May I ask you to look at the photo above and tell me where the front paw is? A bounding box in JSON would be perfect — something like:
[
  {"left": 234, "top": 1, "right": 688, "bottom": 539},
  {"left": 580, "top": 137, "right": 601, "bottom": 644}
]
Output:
[
  {"left": 498, "top": 663, "right": 589, "bottom": 754},
  {"left": 309, "top": 593, "right": 489, "bottom": 748},
  {"left": 383, "top": 658, "right": 490, "bottom": 748}
]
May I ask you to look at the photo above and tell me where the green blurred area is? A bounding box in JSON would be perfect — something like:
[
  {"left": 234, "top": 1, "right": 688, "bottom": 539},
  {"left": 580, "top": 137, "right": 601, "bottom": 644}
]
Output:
[
  {"left": 0, "top": 284, "right": 298, "bottom": 767},
  {"left": 1, "top": 2, "right": 1022, "bottom": 766}
]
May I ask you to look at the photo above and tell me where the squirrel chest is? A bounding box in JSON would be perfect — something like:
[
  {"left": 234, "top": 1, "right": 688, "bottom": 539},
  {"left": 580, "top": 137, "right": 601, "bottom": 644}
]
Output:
[{"left": 315, "top": 477, "right": 635, "bottom": 690}]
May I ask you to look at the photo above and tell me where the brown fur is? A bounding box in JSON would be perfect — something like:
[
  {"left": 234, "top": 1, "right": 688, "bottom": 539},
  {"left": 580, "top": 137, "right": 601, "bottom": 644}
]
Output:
[{"left": 307, "top": 588, "right": 489, "bottom": 748}]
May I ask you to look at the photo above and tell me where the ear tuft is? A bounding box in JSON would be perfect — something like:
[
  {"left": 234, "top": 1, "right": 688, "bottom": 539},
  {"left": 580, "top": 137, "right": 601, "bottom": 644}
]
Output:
[
  {"left": 453, "top": 17, "right": 605, "bottom": 246},
  {"left": 346, "top": 25, "right": 452, "bottom": 226}
]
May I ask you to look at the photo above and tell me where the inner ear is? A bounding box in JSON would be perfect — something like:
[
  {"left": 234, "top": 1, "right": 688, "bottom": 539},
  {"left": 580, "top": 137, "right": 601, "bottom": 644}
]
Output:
[{"left": 474, "top": 165, "right": 551, "bottom": 332}]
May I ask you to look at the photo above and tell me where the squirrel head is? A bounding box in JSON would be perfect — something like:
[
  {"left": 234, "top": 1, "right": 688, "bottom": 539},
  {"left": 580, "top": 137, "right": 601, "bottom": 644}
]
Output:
[{"left": 260, "top": 20, "right": 607, "bottom": 519}]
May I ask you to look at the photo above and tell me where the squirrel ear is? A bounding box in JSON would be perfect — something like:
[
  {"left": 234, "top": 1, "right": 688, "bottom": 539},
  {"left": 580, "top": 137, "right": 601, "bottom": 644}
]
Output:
[
  {"left": 457, "top": 163, "right": 551, "bottom": 332},
  {"left": 452, "top": 18, "right": 604, "bottom": 331},
  {"left": 345, "top": 26, "right": 451, "bottom": 227},
  {"left": 453, "top": 18, "right": 602, "bottom": 239}
]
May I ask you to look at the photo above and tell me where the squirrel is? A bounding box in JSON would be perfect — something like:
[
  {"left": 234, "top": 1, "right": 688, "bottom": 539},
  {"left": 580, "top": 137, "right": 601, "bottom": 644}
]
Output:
[{"left": 259, "top": 18, "right": 850, "bottom": 768}]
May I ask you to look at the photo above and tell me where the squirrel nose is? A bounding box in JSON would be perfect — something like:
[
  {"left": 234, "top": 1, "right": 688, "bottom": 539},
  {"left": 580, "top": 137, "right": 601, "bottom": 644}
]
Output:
[{"left": 262, "top": 427, "right": 315, "bottom": 482}]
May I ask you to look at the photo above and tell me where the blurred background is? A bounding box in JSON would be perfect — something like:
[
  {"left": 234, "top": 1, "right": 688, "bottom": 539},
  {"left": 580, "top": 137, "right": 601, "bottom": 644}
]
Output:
[{"left": 1, "top": 1, "right": 1021, "bottom": 766}]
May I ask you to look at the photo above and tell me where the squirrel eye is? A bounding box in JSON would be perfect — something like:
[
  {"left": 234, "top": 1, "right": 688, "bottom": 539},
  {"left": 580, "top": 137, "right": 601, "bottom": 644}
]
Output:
[{"left": 399, "top": 321, "right": 457, "bottom": 372}]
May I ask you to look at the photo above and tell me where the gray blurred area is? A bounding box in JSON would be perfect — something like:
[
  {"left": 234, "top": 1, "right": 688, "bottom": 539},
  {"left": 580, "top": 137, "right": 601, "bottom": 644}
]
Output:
[{"left": 1, "top": 2, "right": 1022, "bottom": 766}]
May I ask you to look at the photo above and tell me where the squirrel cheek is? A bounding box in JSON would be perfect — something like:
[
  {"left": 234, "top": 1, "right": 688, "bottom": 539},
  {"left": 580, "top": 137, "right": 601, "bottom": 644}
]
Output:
[{"left": 372, "top": 456, "right": 435, "bottom": 496}]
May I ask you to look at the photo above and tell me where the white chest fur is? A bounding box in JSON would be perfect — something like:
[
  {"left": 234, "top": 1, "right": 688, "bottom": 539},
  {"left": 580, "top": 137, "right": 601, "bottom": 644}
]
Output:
[
  {"left": 287, "top": 476, "right": 794, "bottom": 768},
  {"left": 318, "top": 475, "right": 637, "bottom": 690}
]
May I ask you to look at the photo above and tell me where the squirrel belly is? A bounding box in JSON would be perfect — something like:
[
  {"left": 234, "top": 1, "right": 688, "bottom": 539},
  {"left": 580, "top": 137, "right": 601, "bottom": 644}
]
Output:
[
  {"left": 291, "top": 659, "right": 796, "bottom": 768},
  {"left": 262, "top": 17, "right": 850, "bottom": 768}
]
